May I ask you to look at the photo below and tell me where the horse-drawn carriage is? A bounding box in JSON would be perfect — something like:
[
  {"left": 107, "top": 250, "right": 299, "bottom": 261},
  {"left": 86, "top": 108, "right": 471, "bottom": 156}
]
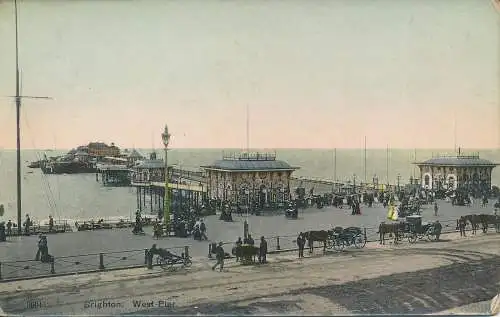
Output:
[
  {"left": 328, "top": 227, "right": 366, "bottom": 250},
  {"left": 155, "top": 249, "right": 192, "bottom": 271},
  {"left": 404, "top": 215, "right": 438, "bottom": 244},
  {"left": 285, "top": 203, "right": 298, "bottom": 219}
]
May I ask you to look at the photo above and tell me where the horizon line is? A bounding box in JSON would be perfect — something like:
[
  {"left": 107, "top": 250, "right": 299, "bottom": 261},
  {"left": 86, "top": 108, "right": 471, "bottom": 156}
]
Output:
[{"left": 1, "top": 147, "right": 499, "bottom": 151}]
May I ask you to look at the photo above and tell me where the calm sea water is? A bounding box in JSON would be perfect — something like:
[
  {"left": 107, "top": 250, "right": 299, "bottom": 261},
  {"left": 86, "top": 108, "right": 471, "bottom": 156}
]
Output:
[{"left": 0, "top": 148, "right": 499, "bottom": 223}]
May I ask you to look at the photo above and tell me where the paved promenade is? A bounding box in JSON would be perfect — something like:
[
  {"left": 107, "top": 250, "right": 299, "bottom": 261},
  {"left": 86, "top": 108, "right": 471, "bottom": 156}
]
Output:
[
  {"left": 0, "top": 232, "right": 498, "bottom": 315},
  {"left": 1, "top": 199, "right": 495, "bottom": 261}
]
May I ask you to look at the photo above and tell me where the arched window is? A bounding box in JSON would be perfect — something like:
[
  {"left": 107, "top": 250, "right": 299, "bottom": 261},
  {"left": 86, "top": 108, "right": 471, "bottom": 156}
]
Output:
[{"left": 424, "top": 175, "right": 430, "bottom": 186}]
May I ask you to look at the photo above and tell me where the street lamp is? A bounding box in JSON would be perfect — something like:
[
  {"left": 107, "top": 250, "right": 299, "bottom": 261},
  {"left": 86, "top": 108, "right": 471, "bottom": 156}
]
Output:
[
  {"left": 244, "top": 188, "right": 250, "bottom": 239},
  {"left": 161, "top": 124, "right": 171, "bottom": 236},
  {"left": 353, "top": 174, "right": 357, "bottom": 194},
  {"left": 397, "top": 173, "right": 401, "bottom": 193}
]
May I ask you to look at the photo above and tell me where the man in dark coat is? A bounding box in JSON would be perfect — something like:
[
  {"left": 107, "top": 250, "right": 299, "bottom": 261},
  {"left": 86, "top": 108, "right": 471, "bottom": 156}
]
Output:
[
  {"left": 297, "top": 232, "right": 305, "bottom": 258},
  {"left": 212, "top": 242, "right": 225, "bottom": 272},
  {"left": 458, "top": 216, "right": 467, "bottom": 237},
  {"left": 259, "top": 236, "right": 267, "bottom": 264}
]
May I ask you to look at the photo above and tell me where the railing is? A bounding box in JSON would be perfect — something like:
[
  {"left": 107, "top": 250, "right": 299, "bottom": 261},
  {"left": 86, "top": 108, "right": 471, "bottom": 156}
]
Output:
[
  {"left": 207, "top": 219, "right": 467, "bottom": 257},
  {"left": 0, "top": 246, "right": 188, "bottom": 282}
]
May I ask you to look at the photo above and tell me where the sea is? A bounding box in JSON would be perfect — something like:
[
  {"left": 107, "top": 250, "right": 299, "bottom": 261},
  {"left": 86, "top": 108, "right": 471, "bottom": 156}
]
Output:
[{"left": 0, "top": 148, "right": 499, "bottom": 223}]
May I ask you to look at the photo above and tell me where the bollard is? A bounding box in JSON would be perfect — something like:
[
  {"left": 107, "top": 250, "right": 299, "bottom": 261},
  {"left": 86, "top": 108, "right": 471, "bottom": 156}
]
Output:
[
  {"left": 276, "top": 236, "right": 281, "bottom": 250},
  {"left": 208, "top": 243, "right": 212, "bottom": 259},
  {"left": 144, "top": 248, "right": 149, "bottom": 264},
  {"left": 50, "top": 257, "right": 55, "bottom": 274},
  {"left": 364, "top": 228, "right": 367, "bottom": 242},
  {"left": 99, "top": 253, "right": 105, "bottom": 270},
  {"left": 184, "top": 246, "right": 189, "bottom": 259}
]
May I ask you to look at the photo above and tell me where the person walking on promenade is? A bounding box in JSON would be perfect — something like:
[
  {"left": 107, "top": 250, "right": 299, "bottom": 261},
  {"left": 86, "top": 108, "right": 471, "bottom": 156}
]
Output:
[
  {"left": 297, "top": 232, "right": 305, "bottom": 258},
  {"left": 235, "top": 237, "right": 243, "bottom": 262},
  {"left": 434, "top": 220, "right": 442, "bottom": 241},
  {"left": 434, "top": 202, "right": 439, "bottom": 216},
  {"left": 24, "top": 214, "right": 32, "bottom": 235},
  {"left": 212, "top": 242, "right": 225, "bottom": 272},
  {"left": 259, "top": 236, "right": 268, "bottom": 264},
  {"left": 6, "top": 220, "right": 12, "bottom": 236},
  {"left": 458, "top": 216, "right": 467, "bottom": 237}
]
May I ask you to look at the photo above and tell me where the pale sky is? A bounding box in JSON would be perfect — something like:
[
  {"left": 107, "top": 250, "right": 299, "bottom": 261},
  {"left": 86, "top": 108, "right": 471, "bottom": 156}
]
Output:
[{"left": 0, "top": 0, "right": 499, "bottom": 149}]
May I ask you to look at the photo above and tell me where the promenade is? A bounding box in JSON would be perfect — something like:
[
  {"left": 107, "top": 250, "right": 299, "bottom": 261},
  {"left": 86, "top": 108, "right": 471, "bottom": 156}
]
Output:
[
  {"left": 0, "top": 199, "right": 494, "bottom": 264},
  {"left": 0, "top": 232, "right": 498, "bottom": 315}
]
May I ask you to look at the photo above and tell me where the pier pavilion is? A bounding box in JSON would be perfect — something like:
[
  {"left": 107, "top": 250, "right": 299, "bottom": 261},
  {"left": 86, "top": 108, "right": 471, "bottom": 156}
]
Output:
[
  {"left": 415, "top": 152, "right": 498, "bottom": 195},
  {"left": 200, "top": 152, "right": 299, "bottom": 208}
]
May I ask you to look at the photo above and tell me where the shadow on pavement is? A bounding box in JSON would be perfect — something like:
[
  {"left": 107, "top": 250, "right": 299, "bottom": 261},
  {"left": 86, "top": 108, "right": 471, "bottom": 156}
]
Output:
[{"left": 123, "top": 250, "right": 499, "bottom": 315}]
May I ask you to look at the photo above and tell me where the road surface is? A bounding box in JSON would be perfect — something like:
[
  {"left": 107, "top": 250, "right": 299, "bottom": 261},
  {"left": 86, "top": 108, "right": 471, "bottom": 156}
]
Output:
[{"left": 0, "top": 232, "right": 498, "bottom": 315}]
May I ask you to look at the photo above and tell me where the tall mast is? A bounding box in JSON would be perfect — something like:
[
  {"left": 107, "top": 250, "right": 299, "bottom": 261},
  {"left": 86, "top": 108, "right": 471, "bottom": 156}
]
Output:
[
  {"left": 386, "top": 145, "right": 389, "bottom": 187},
  {"left": 246, "top": 104, "right": 249, "bottom": 152},
  {"left": 15, "top": 0, "right": 22, "bottom": 234},
  {"left": 453, "top": 111, "right": 457, "bottom": 153},
  {"left": 364, "top": 136, "right": 367, "bottom": 183},
  {"left": 333, "top": 148, "right": 337, "bottom": 192},
  {"left": 13, "top": 0, "right": 53, "bottom": 234}
]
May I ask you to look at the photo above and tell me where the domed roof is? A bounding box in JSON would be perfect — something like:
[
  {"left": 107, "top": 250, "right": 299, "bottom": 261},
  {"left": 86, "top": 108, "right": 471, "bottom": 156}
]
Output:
[
  {"left": 204, "top": 159, "right": 296, "bottom": 171},
  {"left": 418, "top": 156, "right": 497, "bottom": 166}
]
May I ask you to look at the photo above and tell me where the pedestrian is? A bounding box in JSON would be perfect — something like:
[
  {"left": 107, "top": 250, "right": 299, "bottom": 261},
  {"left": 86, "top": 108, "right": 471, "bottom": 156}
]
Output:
[
  {"left": 434, "top": 220, "right": 442, "bottom": 241},
  {"left": 459, "top": 216, "right": 467, "bottom": 237},
  {"left": 24, "top": 214, "right": 31, "bottom": 235},
  {"left": 6, "top": 220, "right": 12, "bottom": 236},
  {"left": 212, "top": 242, "right": 225, "bottom": 272},
  {"left": 35, "top": 234, "right": 43, "bottom": 261},
  {"left": 434, "top": 202, "right": 439, "bottom": 216},
  {"left": 259, "top": 236, "right": 267, "bottom": 264},
  {"left": 297, "top": 232, "right": 305, "bottom": 258}
]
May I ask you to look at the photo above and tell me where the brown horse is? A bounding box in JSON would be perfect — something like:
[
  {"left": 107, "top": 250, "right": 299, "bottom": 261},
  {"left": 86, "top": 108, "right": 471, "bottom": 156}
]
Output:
[
  {"left": 378, "top": 222, "right": 404, "bottom": 245},
  {"left": 304, "top": 230, "right": 329, "bottom": 253},
  {"left": 479, "top": 214, "right": 500, "bottom": 233},
  {"left": 464, "top": 214, "right": 480, "bottom": 234}
]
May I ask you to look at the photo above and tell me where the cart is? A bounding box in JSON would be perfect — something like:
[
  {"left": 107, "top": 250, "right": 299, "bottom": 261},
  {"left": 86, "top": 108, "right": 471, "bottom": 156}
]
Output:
[{"left": 405, "top": 215, "right": 437, "bottom": 244}]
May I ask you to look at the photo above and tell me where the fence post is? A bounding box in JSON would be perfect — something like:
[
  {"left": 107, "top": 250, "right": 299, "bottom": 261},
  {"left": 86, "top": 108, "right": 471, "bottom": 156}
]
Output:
[
  {"left": 184, "top": 246, "right": 189, "bottom": 259},
  {"left": 364, "top": 228, "right": 367, "bottom": 242},
  {"left": 276, "top": 236, "right": 281, "bottom": 250},
  {"left": 144, "top": 249, "right": 149, "bottom": 264},
  {"left": 99, "top": 253, "right": 105, "bottom": 270},
  {"left": 50, "top": 257, "right": 55, "bottom": 274},
  {"left": 208, "top": 243, "right": 212, "bottom": 259}
]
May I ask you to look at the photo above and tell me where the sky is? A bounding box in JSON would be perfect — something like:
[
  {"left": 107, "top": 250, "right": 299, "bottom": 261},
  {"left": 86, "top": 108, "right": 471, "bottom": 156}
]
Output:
[{"left": 0, "top": 0, "right": 499, "bottom": 149}]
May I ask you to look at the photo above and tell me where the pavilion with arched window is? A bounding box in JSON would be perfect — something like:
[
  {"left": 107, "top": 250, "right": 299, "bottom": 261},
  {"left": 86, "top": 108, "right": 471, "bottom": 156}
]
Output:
[{"left": 415, "top": 153, "right": 498, "bottom": 196}]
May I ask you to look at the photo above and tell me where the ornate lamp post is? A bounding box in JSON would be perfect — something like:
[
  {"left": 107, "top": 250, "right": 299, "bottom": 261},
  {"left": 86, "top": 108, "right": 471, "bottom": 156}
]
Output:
[{"left": 161, "top": 125, "right": 171, "bottom": 236}]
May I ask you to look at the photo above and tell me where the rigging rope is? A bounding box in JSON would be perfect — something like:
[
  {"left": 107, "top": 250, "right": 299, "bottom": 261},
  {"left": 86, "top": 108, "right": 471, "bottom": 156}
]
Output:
[{"left": 21, "top": 105, "right": 62, "bottom": 221}]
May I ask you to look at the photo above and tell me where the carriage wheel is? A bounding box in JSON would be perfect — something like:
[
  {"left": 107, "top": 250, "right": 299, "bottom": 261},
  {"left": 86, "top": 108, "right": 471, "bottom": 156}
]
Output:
[
  {"left": 158, "top": 258, "right": 174, "bottom": 271},
  {"left": 353, "top": 234, "right": 366, "bottom": 249},
  {"left": 183, "top": 257, "right": 193, "bottom": 267},
  {"left": 326, "top": 239, "right": 334, "bottom": 249},
  {"left": 332, "top": 239, "right": 345, "bottom": 251},
  {"left": 427, "top": 232, "right": 437, "bottom": 241},
  {"left": 408, "top": 233, "right": 417, "bottom": 244}
]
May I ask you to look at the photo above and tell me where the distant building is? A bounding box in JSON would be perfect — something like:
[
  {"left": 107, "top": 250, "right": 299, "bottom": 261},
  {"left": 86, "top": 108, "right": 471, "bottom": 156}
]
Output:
[
  {"left": 415, "top": 152, "right": 498, "bottom": 195},
  {"left": 201, "top": 152, "right": 299, "bottom": 207},
  {"left": 87, "top": 142, "right": 120, "bottom": 157}
]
